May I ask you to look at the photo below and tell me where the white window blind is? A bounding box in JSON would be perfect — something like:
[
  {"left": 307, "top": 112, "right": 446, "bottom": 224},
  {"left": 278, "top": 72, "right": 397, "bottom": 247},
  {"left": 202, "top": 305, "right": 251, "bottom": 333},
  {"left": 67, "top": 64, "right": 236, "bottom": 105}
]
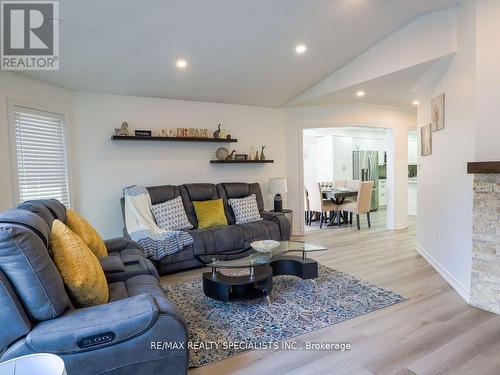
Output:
[{"left": 12, "top": 106, "right": 70, "bottom": 207}]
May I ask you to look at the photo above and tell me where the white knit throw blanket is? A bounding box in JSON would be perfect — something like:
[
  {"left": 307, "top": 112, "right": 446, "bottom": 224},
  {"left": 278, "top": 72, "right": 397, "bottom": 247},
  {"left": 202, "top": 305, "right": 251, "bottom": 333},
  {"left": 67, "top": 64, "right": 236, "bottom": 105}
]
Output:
[{"left": 123, "top": 185, "right": 193, "bottom": 260}]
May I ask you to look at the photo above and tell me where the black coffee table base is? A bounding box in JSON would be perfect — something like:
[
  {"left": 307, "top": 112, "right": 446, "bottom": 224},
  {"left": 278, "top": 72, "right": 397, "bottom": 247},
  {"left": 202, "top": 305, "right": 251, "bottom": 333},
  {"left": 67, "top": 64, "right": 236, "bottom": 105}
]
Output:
[{"left": 202, "top": 255, "right": 318, "bottom": 302}]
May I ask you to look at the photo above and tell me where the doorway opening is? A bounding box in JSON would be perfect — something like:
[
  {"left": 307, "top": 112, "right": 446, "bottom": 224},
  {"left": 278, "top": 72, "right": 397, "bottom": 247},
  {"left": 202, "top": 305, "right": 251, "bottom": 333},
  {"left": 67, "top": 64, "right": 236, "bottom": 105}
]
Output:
[{"left": 303, "top": 126, "right": 388, "bottom": 232}]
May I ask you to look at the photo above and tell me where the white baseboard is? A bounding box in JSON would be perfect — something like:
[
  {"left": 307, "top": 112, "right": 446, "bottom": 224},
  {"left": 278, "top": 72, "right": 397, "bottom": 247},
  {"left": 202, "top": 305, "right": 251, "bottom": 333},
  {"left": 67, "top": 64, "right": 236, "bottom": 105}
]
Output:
[{"left": 415, "top": 243, "right": 470, "bottom": 303}]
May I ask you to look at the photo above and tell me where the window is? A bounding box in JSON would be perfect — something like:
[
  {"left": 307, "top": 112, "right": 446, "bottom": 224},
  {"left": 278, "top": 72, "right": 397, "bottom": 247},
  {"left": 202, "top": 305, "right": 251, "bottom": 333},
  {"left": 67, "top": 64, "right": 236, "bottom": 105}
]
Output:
[{"left": 11, "top": 105, "right": 71, "bottom": 207}]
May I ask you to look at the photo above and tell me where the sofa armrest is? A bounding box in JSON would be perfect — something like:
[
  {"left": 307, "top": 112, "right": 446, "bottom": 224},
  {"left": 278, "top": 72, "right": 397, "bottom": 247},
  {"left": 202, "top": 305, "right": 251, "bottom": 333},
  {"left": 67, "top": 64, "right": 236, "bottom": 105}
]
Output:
[
  {"left": 104, "top": 237, "right": 142, "bottom": 253},
  {"left": 98, "top": 256, "right": 126, "bottom": 274},
  {"left": 261, "top": 211, "right": 291, "bottom": 240},
  {"left": 26, "top": 294, "right": 185, "bottom": 355},
  {"left": 0, "top": 271, "right": 31, "bottom": 351}
]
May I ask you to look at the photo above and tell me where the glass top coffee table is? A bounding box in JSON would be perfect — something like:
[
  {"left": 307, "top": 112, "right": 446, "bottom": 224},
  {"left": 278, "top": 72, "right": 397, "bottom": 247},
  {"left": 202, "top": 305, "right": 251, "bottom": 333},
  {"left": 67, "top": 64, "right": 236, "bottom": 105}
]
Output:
[{"left": 202, "top": 241, "right": 327, "bottom": 302}]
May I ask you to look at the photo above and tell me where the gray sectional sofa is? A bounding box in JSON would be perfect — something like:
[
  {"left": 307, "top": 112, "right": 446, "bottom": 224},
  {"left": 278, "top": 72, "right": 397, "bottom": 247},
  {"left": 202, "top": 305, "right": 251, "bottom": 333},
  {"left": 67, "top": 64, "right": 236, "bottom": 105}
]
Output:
[
  {"left": 122, "top": 182, "right": 291, "bottom": 274},
  {"left": 0, "top": 201, "right": 189, "bottom": 375}
]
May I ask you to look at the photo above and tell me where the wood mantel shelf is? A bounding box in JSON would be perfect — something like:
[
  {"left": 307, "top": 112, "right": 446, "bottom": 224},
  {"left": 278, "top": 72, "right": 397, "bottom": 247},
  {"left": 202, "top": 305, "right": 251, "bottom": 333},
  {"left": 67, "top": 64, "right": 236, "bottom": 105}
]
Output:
[{"left": 467, "top": 161, "right": 500, "bottom": 174}]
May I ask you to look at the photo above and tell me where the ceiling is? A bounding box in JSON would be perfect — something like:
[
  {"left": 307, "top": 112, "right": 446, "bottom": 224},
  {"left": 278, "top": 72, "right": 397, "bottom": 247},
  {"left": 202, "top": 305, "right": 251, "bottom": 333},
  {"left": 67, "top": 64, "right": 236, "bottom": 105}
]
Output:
[
  {"left": 297, "top": 59, "right": 440, "bottom": 110},
  {"left": 20, "top": 0, "right": 461, "bottom": 107}
]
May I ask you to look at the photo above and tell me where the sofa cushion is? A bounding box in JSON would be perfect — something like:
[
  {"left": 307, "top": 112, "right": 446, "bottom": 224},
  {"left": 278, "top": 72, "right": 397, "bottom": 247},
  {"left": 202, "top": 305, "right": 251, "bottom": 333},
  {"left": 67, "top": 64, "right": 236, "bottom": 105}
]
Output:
[
  {"left": 189, "top": 225, "right": 245, "bottom": 256},
  {"left": 193, "top": 199, "right": 228, "bottom": 229},
  {"left": 51, "top": 220, "right": 108, "bottom": 307},
  {"left": 66, "top": 209, "right": 108, "bottom": 257},
  {"left": 0, "top": 209, "right": 70, "bottom": 321},
  {"left": 151, "top": 196, "right": 193, "bottom": 231},
  {"left": 216, "top": 183, "right": 265, "bottom": 225},
  {"left": 108, "top": 275, "right": 165, "bottom": 302},
  {"left": 228, "top": 194, "right": 263, "bottom": 224},
  {"left": 99, "top": 256, "right": 126, "bottom": 274},
  {"left": 238, "top": 220, "right": 281, "bottom": 248},
  {"left": 180, "top": 184, "right": 219, "bottom": 228},
  {"left": 188, "top": 220, "right": 280, "bottom": 256}
]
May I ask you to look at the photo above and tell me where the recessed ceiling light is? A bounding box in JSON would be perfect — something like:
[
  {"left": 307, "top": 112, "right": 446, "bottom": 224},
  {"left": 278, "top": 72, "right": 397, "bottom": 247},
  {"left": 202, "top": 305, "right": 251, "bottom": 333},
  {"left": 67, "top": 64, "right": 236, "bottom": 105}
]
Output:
[
  {"left": 413, "top": 100, "right": 420, "bottom": 106},
  {"left": 356, "top": 91, "right": 365, "bottom": 97},
  {"left": 295, "top": 44, "right": 307, "bottom": 54},
  {"left": 176, "top": 59, "right": 187, "bottom": 68}
]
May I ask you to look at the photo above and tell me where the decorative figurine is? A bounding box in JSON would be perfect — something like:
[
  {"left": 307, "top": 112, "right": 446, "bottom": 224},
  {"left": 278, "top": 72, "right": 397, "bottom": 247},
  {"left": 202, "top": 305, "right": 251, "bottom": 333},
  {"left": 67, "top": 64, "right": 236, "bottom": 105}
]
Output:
[
  {"left": 114, "top": 122, "right": 129, "bottom": 136},
  {"left": 260, "top": 145, "right": 266, "bottom": 160},
  {"left": 213, "top": 124, "right": 222, "bottom": 138},
  {"left": 255, "top": 151, "right": 259, "bottom": 160},
  {"left": 225, "top": 150, "right": 236, "bottom": 160}
]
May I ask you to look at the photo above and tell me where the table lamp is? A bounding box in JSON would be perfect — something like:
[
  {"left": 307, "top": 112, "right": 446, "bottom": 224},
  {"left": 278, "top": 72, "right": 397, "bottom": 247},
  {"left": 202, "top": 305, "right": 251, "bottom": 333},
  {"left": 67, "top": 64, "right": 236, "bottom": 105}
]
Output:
[{"left": 268, "top": 177, "right": 288, "bottom": 212}]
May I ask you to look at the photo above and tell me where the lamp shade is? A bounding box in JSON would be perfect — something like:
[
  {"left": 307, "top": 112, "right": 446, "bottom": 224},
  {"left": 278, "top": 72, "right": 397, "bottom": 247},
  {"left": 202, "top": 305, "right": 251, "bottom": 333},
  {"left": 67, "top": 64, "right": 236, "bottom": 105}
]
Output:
[{"left": 268, "top": 177, "right": 288, "bottom": 194}]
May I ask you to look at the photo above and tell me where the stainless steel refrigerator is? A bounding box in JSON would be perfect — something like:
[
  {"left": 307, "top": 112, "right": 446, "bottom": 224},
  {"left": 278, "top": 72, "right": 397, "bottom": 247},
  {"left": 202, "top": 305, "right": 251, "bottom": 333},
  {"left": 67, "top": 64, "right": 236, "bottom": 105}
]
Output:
[{"left": 352, "top": 151, "right": 379, "bottom": 211}]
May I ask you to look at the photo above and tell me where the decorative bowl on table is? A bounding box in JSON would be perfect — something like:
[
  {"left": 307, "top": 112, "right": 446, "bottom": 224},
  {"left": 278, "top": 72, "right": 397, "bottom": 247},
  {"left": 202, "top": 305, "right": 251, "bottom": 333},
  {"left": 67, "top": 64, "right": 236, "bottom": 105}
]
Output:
[{"left": 250, "top": 240, "right": 280, "bottom": 253}]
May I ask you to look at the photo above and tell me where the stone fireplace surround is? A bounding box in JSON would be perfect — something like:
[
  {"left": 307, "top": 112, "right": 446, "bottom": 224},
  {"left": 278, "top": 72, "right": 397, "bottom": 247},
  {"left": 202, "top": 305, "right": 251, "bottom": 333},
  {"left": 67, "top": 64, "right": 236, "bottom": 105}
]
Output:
[{"left": 467, "top": 161, "right": 500, "bottom": 314}]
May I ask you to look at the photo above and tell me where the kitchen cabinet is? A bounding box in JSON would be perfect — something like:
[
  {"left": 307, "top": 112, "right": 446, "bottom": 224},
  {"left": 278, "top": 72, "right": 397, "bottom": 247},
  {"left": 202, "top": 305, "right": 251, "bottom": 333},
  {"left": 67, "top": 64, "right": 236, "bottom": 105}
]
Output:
[{"left": 379, "top": 179, "right": 387, "bottom": 207}]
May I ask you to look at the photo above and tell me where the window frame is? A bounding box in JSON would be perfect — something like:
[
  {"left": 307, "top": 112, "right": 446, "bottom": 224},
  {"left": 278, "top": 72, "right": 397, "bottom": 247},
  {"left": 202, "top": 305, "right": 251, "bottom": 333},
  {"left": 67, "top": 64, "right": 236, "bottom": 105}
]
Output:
[{"left": 7, "top": 99, "right": 73, "bottom": 207}]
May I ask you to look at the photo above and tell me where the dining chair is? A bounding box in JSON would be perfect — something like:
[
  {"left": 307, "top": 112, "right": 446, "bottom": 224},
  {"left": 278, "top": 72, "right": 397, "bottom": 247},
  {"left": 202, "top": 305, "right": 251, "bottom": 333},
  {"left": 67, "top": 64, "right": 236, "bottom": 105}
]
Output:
[
  {"left": 345, "top": 180, "right": 361, "bottom": 191},
  {"left": 305, "top": 182, "right": 336, "bottom": 228},
  {"left": 342, "top": 180, "right": 361, "bottom": 205},
  {"left": 338, "top": 181, "right": 374, "bottom": 230},
  {"left": 334, "top": 180, "right": 347, "bottom": 188}
]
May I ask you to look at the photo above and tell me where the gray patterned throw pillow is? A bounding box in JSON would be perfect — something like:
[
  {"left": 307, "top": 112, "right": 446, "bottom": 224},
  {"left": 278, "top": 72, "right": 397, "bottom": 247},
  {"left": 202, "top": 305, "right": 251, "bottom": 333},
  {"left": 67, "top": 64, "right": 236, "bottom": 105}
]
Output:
[
  {"left": 151, "top": 196, "right": 193, "bottom": 231},
  {"left": 228, "top": 194, "right": 262, "bottom": 224}
]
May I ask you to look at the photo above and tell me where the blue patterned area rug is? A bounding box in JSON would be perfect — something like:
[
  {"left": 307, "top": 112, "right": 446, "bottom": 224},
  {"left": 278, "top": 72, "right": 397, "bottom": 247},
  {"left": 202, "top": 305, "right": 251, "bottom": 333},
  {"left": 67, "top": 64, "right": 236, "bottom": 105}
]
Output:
[{"left": 161, "top": 265, "right": 406, "bottom": 367}]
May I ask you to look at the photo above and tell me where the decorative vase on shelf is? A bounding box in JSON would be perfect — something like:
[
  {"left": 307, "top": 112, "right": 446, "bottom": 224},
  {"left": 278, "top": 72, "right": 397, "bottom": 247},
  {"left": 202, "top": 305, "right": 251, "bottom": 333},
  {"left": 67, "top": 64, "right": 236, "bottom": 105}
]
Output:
[
  {"left": 213, "top": 124, "right": 222, "bottom": 138},
  {"left": 260, "top": 145, "right": 266, "bottom": 160},
  {"left": 255, "top": 151, "right": 259, "bottom": 160}
]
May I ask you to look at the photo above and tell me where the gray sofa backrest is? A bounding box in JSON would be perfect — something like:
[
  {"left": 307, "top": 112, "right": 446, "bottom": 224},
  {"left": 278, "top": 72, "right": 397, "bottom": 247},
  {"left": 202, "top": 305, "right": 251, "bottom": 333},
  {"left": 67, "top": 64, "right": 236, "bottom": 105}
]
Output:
[
  {"left": 121, "top": 182, "right": 266, "bottom": 230},
  {"left": 0, "top": 209, "right": 70, "bottom": 323},
  {"left": 22, "top": 199, "right": 67, "bottom": 223},
  {"left": 120, "top": 182, "right": 264, "bottom": 235}
]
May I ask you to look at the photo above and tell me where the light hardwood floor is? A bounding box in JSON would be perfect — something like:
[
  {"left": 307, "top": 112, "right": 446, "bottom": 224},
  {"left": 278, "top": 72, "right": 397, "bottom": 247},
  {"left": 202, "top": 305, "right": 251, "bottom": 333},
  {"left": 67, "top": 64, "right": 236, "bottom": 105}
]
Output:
[{"left": 163, "top": 210, "right": 500, "bottom": 375}]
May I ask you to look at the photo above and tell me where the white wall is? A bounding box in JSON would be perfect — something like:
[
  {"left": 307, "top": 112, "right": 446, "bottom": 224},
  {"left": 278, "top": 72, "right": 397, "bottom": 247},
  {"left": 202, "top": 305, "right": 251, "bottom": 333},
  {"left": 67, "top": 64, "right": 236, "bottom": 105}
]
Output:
[
  {"left": 0, "top": 72, "right": 74, "bottom": 211},
  {"left": 474, "top": 0, "right": 500, "bottom": 161},
  {"left": 286, "top": 103, "right": 416, "bottom": 235},
  {"left": 72, "top": 92, "right": 287, "bottom": 238},
  {"left": 415, "top": 0, "right": 476, "bottom": 300},
  {"left": 303, "top": 135, "right": 318, "bottom": 185}
]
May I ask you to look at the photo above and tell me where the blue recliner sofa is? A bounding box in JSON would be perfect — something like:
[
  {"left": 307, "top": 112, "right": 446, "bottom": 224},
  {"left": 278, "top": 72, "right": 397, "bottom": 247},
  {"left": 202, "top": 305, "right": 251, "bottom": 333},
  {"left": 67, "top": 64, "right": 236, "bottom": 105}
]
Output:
[{"left": 0, "top": 205, "right": 189, "bottom": 374}]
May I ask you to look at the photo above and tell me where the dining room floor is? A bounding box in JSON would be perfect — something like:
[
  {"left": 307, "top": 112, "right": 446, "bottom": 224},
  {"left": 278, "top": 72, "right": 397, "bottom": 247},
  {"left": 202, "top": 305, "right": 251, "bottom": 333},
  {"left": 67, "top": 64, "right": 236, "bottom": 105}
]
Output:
[{"left": 167, "top": 209, "right": 500, "bottom": 375}]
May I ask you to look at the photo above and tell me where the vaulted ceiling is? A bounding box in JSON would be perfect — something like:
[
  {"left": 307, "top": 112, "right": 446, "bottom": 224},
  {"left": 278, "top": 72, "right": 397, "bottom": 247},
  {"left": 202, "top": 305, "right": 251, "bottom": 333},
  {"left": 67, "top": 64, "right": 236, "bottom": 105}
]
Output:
[{"left": 20, "top": 0, "right": 461, "bottom": 107}]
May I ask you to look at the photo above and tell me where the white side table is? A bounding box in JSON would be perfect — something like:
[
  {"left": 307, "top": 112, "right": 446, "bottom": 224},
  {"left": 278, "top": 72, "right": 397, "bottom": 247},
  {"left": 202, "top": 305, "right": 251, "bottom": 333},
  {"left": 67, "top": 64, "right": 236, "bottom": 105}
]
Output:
[{"left": 0, "top": 354, "right": 66, "bottom": 375}]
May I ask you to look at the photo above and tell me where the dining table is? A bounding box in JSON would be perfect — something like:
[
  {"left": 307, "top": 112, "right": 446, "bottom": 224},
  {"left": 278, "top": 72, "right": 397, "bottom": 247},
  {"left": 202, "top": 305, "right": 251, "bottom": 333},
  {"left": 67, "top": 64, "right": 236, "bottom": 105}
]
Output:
[{"left": 322, "top": 187, "right": 358, "bottom": 226}]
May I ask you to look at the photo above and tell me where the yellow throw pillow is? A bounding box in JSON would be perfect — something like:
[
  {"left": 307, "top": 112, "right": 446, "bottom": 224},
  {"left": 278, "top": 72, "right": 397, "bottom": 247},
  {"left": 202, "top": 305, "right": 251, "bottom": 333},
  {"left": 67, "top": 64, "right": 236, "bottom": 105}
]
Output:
[
  {"left": 66, "top": 208, "right": 107, "bottom": 257},
  {"left": 51, "top": 220, "right": 109, "bottom": 307},
  {"left": 193, "top": 199, "right": 228, "bottom": 229}
]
